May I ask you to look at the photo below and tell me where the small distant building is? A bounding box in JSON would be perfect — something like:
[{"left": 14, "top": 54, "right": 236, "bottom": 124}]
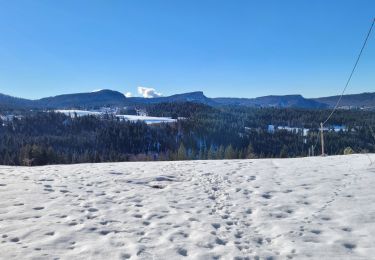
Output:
[
  {"left": 0, "top": 115, "right": 15, "bottom": 121},
  {"left": 136, "top": 109, "right": 147, "bottom": 116},
  {"left": 267, "top": 125, "right": 275, "bottom": 133},
  {"left": 332, "top": 125, "right": 348, "bottom": 132}
]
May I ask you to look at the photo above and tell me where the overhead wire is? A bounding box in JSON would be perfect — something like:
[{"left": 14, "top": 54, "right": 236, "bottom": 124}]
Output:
[
  {"left": 322, "top": 18, "right": 375, "bottom": 125},
  {"left": 311, "top": 18, "right": 375, "bottom": 155}
]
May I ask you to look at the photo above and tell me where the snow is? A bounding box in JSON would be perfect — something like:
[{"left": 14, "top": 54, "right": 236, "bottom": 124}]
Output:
[
  {"left": 54, "top": 110, "right": 101, "bottom": 117},
  {"left": 277, "top": 126, "right": 310, "bottom": 136},
  {"left": 54, "top": 110, "right": 176, "bottom": 124},
  {"left": 267, "top": 125, "right": 348, "bottom": 136},
  {"left": 1, "top": 154, "right": 375, "bottom": 259},
  {"left": 115, "top": 115, "right": 176, "bottom": 124}
]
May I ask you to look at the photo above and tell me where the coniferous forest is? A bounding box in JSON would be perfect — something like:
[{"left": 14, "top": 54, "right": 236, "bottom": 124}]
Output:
[{"left": 0, "top": 102, "right": 375, "bottom": 166}]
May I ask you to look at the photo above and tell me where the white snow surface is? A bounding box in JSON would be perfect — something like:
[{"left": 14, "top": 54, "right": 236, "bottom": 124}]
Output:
[
  {"left": 115, "top": 115, "right": 176, "bottom": 124},
  {"left": 54, "top": 110, "right": 176, "bottom": 124},
  {"left": 1, "top": 154, "right": 375, "bottom": 259},
  {"left": 54, "top": 110, "right": 101, "bottom": 117}
]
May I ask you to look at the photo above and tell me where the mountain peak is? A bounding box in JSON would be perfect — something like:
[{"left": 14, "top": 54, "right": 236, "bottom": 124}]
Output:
[
  {"left": 1, "top": 90, "right": 375, "bottom": 110},
  {"left": 92, "top": 89, "right": 124, "bottom": 95},
  {"left": 37, "top": 89, "right": 126, "bottom": 108}
]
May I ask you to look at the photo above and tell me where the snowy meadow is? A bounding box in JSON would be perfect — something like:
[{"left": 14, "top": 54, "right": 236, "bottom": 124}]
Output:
[{"left": 1, "top": 154, "right": 375, "bottom": 259}]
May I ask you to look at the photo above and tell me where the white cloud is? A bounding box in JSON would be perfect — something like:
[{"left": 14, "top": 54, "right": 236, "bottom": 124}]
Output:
[
  {"left": 137, "top": 86, "right": 162, "bottom": 98},
  {"left": 124, "top": 92, "right": 133, "bottom": 97}
]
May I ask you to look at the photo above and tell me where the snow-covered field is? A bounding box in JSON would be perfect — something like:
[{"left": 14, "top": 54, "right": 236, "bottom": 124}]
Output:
[
  {"left": 54, "top": 110, "right": 102, "bottom": 117},
  {"left": 1, "top": 155, "right": 375, "bottom": 259},
  {"left": 54, "top": 110, "right": 177, "bottom": 124},
  {"left": 115, "top": 115, "right": 176, "bottom": 124}
]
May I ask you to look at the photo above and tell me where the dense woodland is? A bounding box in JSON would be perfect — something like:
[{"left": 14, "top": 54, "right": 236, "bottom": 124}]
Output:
[{"left": 0, "top": 103, "right": 375, "bottom": 166}]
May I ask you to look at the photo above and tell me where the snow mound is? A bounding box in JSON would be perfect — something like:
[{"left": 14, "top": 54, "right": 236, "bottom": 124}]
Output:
[{"left": 1, "top": 155, "right": 375, "bottom": 259}]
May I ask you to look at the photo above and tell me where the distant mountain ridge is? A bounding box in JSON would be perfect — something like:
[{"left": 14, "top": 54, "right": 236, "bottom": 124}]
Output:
[
  {"left": 213, "top": 95, "right": 328, "bottom": 109},
  {"left": 1, "top": 89, "right": 375, "bottom": 110},
  {"left": 0, "top": 93, "right": 34, "bottom": 108},
  {"left": 38, "top": 89, "right": 127, "bottom": 108},
  {"left": 313, "top": 92, "right": 375, "bottom": 109},
  {"left": 128, "top": 91, "right": 218, "bottom": 106}
]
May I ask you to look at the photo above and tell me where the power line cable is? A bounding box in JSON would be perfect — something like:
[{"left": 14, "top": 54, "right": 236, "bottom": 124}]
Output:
[
  {"left": 322, "top": 18, "right": 375, "bottom": 125},
  {"left": 311, "top": 19, "right": 375, "bottom": 155}
]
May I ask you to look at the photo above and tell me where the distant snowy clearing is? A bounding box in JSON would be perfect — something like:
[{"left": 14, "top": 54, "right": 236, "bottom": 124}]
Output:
[
  {"left": 54, "top": 110, "right": 176, "bottom": 124},
  {"left": 1, "top": 155, "right": 375, "bottom": 259},
  {"left": 54, "top": 109, "right": 102, "bottom": 117},
  {"left": 115, "top": 115, "right": 176, "bottom": 124}
]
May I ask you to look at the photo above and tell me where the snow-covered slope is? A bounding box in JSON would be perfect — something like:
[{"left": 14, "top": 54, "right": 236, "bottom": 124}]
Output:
[{"left": 1, "top": 155, "right": 375, "bottom": 259}]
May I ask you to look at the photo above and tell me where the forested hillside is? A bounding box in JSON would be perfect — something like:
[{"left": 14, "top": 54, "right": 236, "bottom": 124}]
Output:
[
  {"left": 0, "top": 103, "right": 374, "bottom": 165},
  {"left": 2, "top": 89, "right": 375, "bottom": 110}
]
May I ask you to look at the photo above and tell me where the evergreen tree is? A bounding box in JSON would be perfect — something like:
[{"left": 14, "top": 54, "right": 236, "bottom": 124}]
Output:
[
  {"left": 280, "top": 145, "right": 288, "bottom": 158},
  {"left": 224, "top": 145, "right": 236, "bottom": 159},
  {"left": 177, "top": 143, "right": 187, "bottom": 160},
  {"left": 217, "top": 145, "right": 225, "bottom": 159},
  {"left": 246, "top": 143, "right": 256, "bottom": 159},
  {"left": 207, "top": 145, "right": 216, "bottom": 160}
]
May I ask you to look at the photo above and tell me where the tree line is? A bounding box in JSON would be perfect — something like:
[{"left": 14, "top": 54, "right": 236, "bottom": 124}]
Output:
[{"left": 0, "top": 103, "right": 374, "bottom": 166}]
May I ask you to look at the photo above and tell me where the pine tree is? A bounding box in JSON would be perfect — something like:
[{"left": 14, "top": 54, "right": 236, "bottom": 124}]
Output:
[
  {"left": 217, "top": 145, "right": 225, "bottom": 159},
  {"left": 280, "top": 145, "right": 288, "bottom": 158},
  {"left": 224, "top": 144, "right": 236, "bottom": 159},
  {"left": 177, "top": 143, "right": 187, "bottom": 160},
  {"left": 238, "top": 149, "right": 244, "bottom": 159},
  {"left": 207, "top": 145, "right": 216, "bottom": 160},
  {"left": 246, "top": 143, "right": 256, "bottom": 159}
]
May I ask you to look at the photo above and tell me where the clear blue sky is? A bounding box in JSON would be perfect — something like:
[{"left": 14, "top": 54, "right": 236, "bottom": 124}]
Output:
[{"left": 0, "top": 0, "right": 374, "bottom": 99}]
